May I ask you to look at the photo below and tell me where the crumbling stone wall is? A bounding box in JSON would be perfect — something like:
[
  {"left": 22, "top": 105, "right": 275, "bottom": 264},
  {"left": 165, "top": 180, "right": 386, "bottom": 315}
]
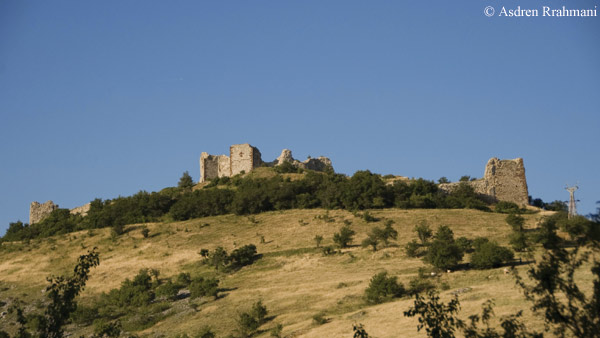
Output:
[
  {"left": 70, "top": 203, "right": 91, "bottom": 217},
  {"left": 30, "top": 201, "right": 92, "bottom": 224},
  {"left": 439, "top": 157, "right": 529, "bottom": 206},
  {"left": 199, "top": 144, "right": 333, "bottom": 182},
  {"left": 29, "top": 200, "right": 59, "bottom": 224},
  {"left": 230, "top": 144, "right": 262, "bottom": 176},
  {"left": 483, "top": 157, "right": 529, "bottom": 206},
  {"left": 276, "top": 149, "right": 333, "bottom": 171}
]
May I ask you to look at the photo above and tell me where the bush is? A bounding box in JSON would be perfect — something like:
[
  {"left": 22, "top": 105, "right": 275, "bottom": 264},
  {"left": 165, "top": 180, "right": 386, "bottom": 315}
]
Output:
[
  {"left": 176, "top": 272, "right": 192, "bottom": 287},
  {"left": 155, "top": 280, "right": 179, "bottom": 300},
  {"left": 405, "top": 240, "right": 421, "bottom": 258},
  {"left": 314, "top": 234, "right": 323, "bottom": 248},
  {"left": 141, "top": 227, "right": 150, "bottom": 238},
  {"left": 189, "top": 277, "right": 219, "bottom": 299},
  {"left": 422, "top": 226, "right": 464, "bottom": 270},
  {"left": 333, "top": 225, "right": 355, "bottom": 248},
  {"left": 251, "top": 300, "right": 268, "bottom": 325},
  {"left": 229, "top": 244, "right": 258, "bottom": 269},
  {"left": 414, "top": 221, "right": 432, "bottom": 244},
  {"left": 408, "top": 276, "right": 436, "bottom": 295},
  {"left": 471, "top": 241, "right": 514, "bottom": 269},
  {"left": 235, "top": 301, "right": 269, "bottom": 338},
  {"left": 364, "top": 271, "right": 405, "bottom": 304},
  {"left": 495, "top": 201, "right": 521, "bottom": 214},
  {"left": 361, "top": 234, "right": 379, "bottom": 251},
  {"left": 312, "top": 312, "right": 328, "bottom": 325},
  {"left": 455, "top": 237, "right": 473, "bottom": 253}
]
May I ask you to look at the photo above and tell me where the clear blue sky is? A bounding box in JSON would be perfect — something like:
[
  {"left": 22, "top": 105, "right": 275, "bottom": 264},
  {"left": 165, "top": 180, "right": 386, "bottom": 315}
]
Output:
[{"left": 1, "top": 0, "right": 599, "bottom": 234}]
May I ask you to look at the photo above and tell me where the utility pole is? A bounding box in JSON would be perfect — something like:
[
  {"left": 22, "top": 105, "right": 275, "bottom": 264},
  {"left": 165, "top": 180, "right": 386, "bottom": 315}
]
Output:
[{"left": 566, "top": 185, "right": 578, "bottom": 219}]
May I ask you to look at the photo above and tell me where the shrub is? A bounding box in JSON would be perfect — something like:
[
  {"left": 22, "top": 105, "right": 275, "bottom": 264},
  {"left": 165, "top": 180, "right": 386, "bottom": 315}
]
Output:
[
  {"left": 455, "top": 236, "right": 473, "bottom": 253},
  {"left": 176, "top": 272, "right": 192, "bottom": 287},
  {"left": 155, "top": 280, "right": 179, "bottom": 300},
  {"left": 361, "top": 234, "right": 379, "bottom": 251},
  {"left": 189, "top": 277, "right": 219, "bottom": 299},
  {"left": 363, "top": 211, "right": 378, "bottom": 222},
  {"left": 251, "top": 300, "right": 268, "bottom": 325},
  {"left": 424, "top": 238, "right": 463, "bottom": 270},
  {"left": 471, "top": 241, "right": 514, "bottom": 269},
  {"left": 312, "top": 312, "right": 328, "bottom": 325},
  {"left": 235, "top": 301, "right": 269, "bottom": 338},
  {"left": 236, "top": 312, "right": 259, "bottom": 338},
  {"left": 321, "top": 246, "right": 336, "bottom": 256},
  {"left": 414, "top": 221, "right": 432, "bottom": 244},
  {"left": 496, "top": 201, "right": 521, "bottom": 214},
  {"left": 314, "top": 234, "right": 323, "bottom": 248},
  {"left": 364, "top": 271, "right": 405, "bottom": 304},
  {"left": 270, "top": 323, "right": 283, "bottom": 338},
  {"left": 141, "top": 227, "right": 150, "bottom": 238},
  {"left": 229, "top": 244, "right": 258, "bottom": 269},
  {"left": 408, "top": 276, "right": 436, "bottom": 295},
  {"left": 405, "top": 240, "right": 421, "bottom": 258},
  {"left": 333, "top": 225, "right": 355, "bottom": 248}
]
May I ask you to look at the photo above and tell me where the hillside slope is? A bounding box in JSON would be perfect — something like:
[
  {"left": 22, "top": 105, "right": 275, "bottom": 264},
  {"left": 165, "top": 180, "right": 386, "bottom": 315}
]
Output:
[{"left": 0, "top": 208, "right": 555, "bottom": 337}]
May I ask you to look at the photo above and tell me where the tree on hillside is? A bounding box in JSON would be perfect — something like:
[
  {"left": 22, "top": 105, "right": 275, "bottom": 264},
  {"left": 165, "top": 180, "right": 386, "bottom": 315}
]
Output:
[
  {"left": 424, "top": 225, "right": 463, "bottom": 270},
  {"left": 178, "top": 171, "right": 194, "bottom": 190},
  {"left": 1, "top": 249, "right": 100, "bottom": 338}
]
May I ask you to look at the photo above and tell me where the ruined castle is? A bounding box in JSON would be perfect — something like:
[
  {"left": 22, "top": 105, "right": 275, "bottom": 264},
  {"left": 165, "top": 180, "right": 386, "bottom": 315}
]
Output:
[
  {"left": 29, "top": 201, "right": 91, "bottom": 224},
  {"left": 439, "top": 157, "right": 529, "bottom": 207},
  {"left": 29, "top": 147, "right": 529, "bottom": 225},
  {"left": 199, "top": 143, "right": 333, "bottom": 182}
]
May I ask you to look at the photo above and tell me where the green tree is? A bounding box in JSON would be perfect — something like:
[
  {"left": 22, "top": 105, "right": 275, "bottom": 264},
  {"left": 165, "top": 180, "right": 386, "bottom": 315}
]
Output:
[
  {"left": 424, "top": 226, "right": 463, "bottom": 270},
  {"left": 178, "top": 171, "right": 194, "bottom": 190},
  {"left": 6, "top": 249, "right": 100, "bottom": 338},
  {"left": 414, "top": 221, "right": 433, "bottom": 245},
  {"left": 333, "top": 225, "right": 356, "bottom": 248},
  {"left": 364, "top": 271, "right": 405, "bottom": 304},
  {"left": 470, "top": 241, "right": 514, "bottom": 269}
]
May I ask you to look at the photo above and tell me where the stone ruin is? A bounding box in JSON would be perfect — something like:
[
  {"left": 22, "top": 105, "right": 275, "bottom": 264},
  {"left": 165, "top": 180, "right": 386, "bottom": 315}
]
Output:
[
  {"left": 439, "top": 157, "right": 529, "bottom": 207},
  {"left": 199, "top": 143, "right": 333, "bottom": 182},
  {"left": 29, "top": 200, "right": 91, "bottom": 224}
]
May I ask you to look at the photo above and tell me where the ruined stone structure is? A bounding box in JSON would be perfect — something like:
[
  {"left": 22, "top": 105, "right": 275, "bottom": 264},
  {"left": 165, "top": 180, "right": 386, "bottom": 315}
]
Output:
[
  {"left": 230, "top": 144, "right": 262, "bottom": 176},
  {"left": 29, "top": 201, "right": 59, "bottom": 224},
  {"left": 199, "top": 144, "right": 333, "bottom": 182},
  {"left": 439, "top": 157, "right": 529, "bottom": 206},
  {"left": 70, "top": 203, "right": 91, "bottom": 217},
  {"left": 275, "top": 149, "right": 333, "bottom": 171},
  {"left": 29, "top": 201, "right": 91, "bottom": 224}
]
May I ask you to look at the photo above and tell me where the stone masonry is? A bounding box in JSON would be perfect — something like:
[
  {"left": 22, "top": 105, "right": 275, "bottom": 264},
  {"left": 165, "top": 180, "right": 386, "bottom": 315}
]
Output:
[
  {"left": 199, "top": 144, "right": 333, "bottom": 182},
  {"left": 29, "top": 201, "right": 91, "bottom": 224},
  {"left": 230, "top": 144, "right": 262, "bottom": 176},
  {"left": 29, "top": 201, "right": 59, "bottom": 224},
  {"left": 275, "top": 149, "right": 333, "bottom": 171},
  {"left": 439, "top": 157, "right": 529, "bottom": 206}
]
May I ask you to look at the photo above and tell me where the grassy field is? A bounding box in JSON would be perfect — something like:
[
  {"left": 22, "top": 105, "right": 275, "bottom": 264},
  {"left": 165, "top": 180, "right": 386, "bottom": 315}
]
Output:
[{"left": 0, "top": 208, "right": 571, "bottom": 337}]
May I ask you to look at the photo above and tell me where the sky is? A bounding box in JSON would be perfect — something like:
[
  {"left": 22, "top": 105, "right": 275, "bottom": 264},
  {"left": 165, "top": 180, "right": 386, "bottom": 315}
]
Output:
[{"left": 1, "top": 0, "right": 599, "bottom": 235}]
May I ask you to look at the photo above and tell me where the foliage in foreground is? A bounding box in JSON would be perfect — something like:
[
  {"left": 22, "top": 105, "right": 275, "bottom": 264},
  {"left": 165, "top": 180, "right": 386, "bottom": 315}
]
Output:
[{"left": 1, "top": 249, "right": 100, "bottom": 338}]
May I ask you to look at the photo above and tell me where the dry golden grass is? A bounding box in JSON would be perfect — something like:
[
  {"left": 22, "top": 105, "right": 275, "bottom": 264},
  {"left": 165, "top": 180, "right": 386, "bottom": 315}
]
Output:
[{"left": 0, "top": 208, "right": 581, "bottom": 337}]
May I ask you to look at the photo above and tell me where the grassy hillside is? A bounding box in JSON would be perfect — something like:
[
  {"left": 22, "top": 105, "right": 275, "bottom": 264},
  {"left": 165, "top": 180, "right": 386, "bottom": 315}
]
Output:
[{"left": 0, "top": 208, "right": 567, "bottom": 337}]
